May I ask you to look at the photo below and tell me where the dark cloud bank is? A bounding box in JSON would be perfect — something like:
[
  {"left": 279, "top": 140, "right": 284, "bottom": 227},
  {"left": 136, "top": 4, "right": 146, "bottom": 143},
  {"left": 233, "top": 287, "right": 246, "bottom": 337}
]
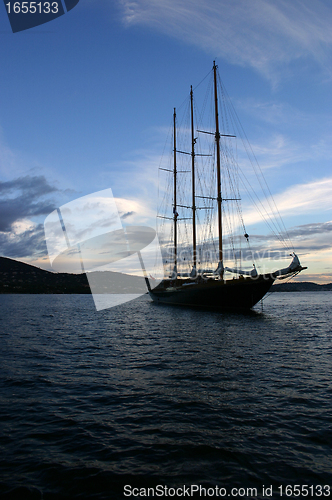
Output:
[{"left": 0, "top": 175, "right": 58, "bottom": 259}]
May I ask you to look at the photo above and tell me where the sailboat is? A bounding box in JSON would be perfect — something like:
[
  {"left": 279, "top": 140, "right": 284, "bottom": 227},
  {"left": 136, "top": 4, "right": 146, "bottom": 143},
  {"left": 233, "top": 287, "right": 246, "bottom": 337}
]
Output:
[{"left": 148, "top": 62, "right": 306, "bottom": 310}]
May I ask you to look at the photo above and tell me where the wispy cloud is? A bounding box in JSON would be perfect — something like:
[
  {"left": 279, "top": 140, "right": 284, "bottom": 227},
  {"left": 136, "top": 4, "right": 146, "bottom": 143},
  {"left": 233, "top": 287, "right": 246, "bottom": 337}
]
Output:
[
  {"left": 241, "top": 134, "right": 332, "bottom": 175},
  {"left": 115, "top": 196, "right": 157, "bottom": 224},
  {"left": 243, "top": 176, "right": 332, "bottom": 225},
  {"left": 287, "top": 221, "right": 332, "bottom": 238},
  {"left": 268, "top": 177, "right": 332, "bottom": 216},
  {"left": 239, "top": 134, "right": 306, "bottom": 173},
  {"left": 119, "top": 0, "right": 332, "bottom": 80}
]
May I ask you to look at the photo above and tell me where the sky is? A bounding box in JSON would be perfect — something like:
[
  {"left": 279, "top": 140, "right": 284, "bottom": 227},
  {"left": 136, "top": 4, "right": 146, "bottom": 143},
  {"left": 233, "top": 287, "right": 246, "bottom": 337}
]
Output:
[{"left": 0, "top": 0, "right": 331, "bottom": 283}]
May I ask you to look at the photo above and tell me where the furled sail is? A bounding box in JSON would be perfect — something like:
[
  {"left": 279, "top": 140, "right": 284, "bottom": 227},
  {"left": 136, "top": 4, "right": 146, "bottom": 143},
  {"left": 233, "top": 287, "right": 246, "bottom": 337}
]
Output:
[
  {"left": 273, "top": 253, "right": 304, "bottom": 277},
  {"left": 225, "top": 266, "right": 258, "bottom": 277}
]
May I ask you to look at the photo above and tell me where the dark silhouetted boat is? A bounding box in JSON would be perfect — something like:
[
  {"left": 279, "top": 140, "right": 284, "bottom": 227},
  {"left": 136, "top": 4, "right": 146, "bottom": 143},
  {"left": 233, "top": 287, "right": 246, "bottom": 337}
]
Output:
[{"left": 148, "top": 62, "right": 306, "bottom": 310}]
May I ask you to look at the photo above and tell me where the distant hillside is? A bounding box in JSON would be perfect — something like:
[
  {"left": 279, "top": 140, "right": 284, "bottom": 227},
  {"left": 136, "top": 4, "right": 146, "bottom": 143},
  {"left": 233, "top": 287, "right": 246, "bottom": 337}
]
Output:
[
  {"left": 0, "top": 257, "right": 147, "bottom": 294},
  {"left": 271, "top": 281, "right": 332, "bottom": 292},
  {"left": 0, "top": 256, "right": 90, "bottom": 294},
  {"left": 0, "top": 257, "right": 331, "bottom": 294}
]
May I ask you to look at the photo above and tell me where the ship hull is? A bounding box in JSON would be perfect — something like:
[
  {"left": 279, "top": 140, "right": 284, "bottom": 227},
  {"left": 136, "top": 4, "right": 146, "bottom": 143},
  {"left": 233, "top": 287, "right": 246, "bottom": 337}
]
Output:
[{"left": 149, "top": 275, "right": 275, "bottom": 311}]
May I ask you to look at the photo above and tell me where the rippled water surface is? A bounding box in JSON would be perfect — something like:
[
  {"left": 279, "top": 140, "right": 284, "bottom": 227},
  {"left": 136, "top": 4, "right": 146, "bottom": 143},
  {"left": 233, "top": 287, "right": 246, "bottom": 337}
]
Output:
[{"left": 0, "top": 293, "right": 331, "bottom": 499}]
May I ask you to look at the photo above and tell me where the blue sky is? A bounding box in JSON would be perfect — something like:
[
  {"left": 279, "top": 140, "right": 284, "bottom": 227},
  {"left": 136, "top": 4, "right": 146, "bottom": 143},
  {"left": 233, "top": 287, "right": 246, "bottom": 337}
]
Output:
[{"left": 0, "top": 0, "right": 331, "bottom": 282}]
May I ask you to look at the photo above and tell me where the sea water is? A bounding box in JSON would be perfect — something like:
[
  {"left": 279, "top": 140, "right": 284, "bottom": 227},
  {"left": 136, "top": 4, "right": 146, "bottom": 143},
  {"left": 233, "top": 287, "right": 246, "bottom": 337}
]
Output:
[{"left": 0, "top": 292, "right": 331, "bottom": 499}]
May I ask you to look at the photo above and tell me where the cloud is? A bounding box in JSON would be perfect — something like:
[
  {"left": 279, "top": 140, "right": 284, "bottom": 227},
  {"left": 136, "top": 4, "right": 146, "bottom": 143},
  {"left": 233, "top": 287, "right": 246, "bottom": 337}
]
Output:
[
  {"left": 115, "top": 196, "right": 156, "bottom": 224},
  {"left": 237, "top": 134, "right": 306, "bottom": 174},
  {"left": 0, "top": 170, "right": 158, "bottom": 263},
  {"left": 222, "top": 219, "right": 332, "bottom": 282},
  {"left": 243, "top": 176, "right": 332, "bottom": 225},
  {"left": 0, "top": 221, "right": 47, "bottom": 259},
  {"left": 237, "top": 133, "right": 332, "bottom": 179},
  {"left": 119, "top": 0, "right": 332, "bottom": 80},
  {"left": 287, "top": 221, "right": 332, "bottom": 238},
  {"left": 121, "top": 211, "right": 135, "bottom": 219},
  {"left": 270, "top": 177, "right": 332, "bottom": 215},
  {"left": 0, "top": 175, "right": 59, "bottom": 259},
  {"left": 0, "top": 175, "right": 58, "bottom": 232}
]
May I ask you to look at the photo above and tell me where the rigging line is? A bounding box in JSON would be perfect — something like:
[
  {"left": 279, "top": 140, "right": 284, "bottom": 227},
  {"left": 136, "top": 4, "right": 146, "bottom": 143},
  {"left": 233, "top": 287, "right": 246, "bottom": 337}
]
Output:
[
  {"left": 223, "top": 165, "right": 241, "bottom": 262},
  {"left": 237, "top": 125, "right": 291, "bottom": 246},
  {"left": 217, "top": 72, "right": 287, "bottom": 242},
  {"left": 199, "top": 136, "right": 214, "bottom": 198},
  {"left": 195, "top": 100, "right": 211, "bottom": 213},
  {"left": 236, "top": 161, "right": 291, "bottom": 248},
  {"left": 192, "top": 66, "right": 214, "bottom": 93},
  {"left": 197, "top": 151, "right": 217, "bottom": 252},
  {"left": 246, "top": 194, "right": 289, "bottom": 249},
  {"left": 196, "top": 73, "right": 214, "bottom": 132},
  {"left": 264, "top": 273, "right": 299, "bottom": 302},
  {"left": 157, "top": 116, "right": 174, "bottom": 216},
  {"left": 159, "top": 162, "right": 173, "bottom": 215},
  {"left": 222, "top": 202, "right": 237, "bottom": 263},
  {"left": 236, "top": 172, "right": 287, "bottom": 245},
  {"left": 218, "top": 94, "right": 291, "bottom": 248},
  {"left": 205, "top": 138, "right": 217, "bottom": 263},
  {"left": 177, "top": 92, "right": 192, "bottom": 115},
  {"left": 218, "top": 73, "right": 294, "bottom": 250},
  {"left": 176, "top": 70, "right": 211, "bottom": 117},
  {"left": 224, "top": 156, "right": 247, "bottom": 236},
  {"left": 237, "top": 167, "right": 291, "bottom": 248},
  {"left": 219, "top": 142, "right": 240, "bottom": 230}
]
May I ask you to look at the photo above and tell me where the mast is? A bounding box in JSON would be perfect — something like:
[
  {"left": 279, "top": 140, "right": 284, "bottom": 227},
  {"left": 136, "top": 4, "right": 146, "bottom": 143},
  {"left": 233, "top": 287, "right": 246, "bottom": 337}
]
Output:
[
  {"left": 173, "top": 108, "right": 178, "bottom": 278},
  {"left": 213, "top": 61, "right": 223, "bottom": 275},
  {"left": 190, "top": 85, "right": 197, "bottom": 273}
]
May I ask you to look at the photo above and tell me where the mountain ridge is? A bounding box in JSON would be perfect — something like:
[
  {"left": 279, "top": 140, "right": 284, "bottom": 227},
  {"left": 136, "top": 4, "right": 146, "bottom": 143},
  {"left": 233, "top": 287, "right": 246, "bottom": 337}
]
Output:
[
  {"left": 0, "top": 256, "right": 147, "bottom": 294},
  {"left": 0, "top": 256, "right": 331, "bottom": 294}
]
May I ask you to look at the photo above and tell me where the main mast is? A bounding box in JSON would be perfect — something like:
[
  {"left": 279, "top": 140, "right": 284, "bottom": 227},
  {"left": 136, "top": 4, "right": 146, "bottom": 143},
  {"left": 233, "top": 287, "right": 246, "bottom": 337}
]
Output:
[
  {"left": 213, "top": 61, "right": 223, "bottom": 276},
  {"left": 190, "top": 85, "right": 197, "bottom": 275},
  {"left": 173, "top": 108, "right": 178, "bottom": 278}
]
